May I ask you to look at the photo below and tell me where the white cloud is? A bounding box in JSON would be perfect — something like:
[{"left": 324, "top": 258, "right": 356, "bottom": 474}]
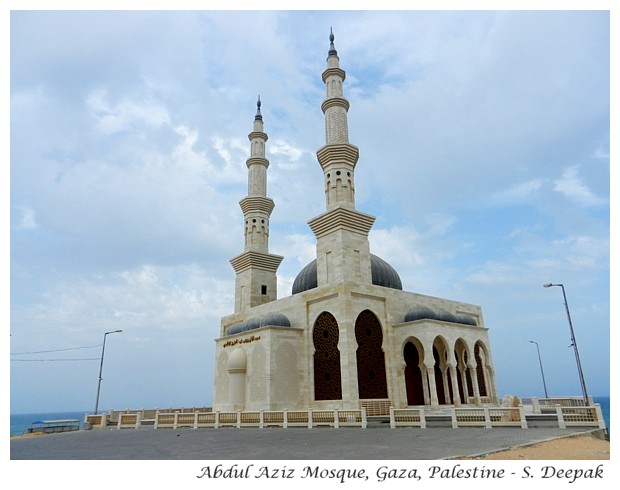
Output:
[
  {"left": 86, "top": 88, "right": 170, "bottom": 135},
  {"left": 553, "top": 166, "right": 606, "bottom": 206},
  {"left": 487, "top": 179, "right": 544, "bottom": 206},
  {"left": 15, "top": 206, "right": 37, "bottom": 229}
]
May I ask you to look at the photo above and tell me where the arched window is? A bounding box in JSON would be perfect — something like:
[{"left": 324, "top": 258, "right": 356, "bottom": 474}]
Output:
[
  {"left": 312, "top": 312, "right": 342, "bottom": 400},
  {"left": 355, "top": 310, "right": 388, "bottom": 399},
  {"left": 404, "top": 341, "right": 425, "bottom": 405},
  {"left": 475, "top": 342, "right": 488, "bottom": 397}
]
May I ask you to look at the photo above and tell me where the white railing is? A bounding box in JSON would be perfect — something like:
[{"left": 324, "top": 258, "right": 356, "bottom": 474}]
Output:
[
  {"left": 149, "top": 408, "right": 367, "bottom": 430},
  {"left": 556, "top": 405, "right": 605, "bottom": 429},
  {"left": 84, "top": 402, "right": 604, "bottom": 431},
  {"left": 390, "top": 407, "right": 426, "bottom": 428},
  {"left": 452, "top": 407, "right": 527, "bottom": 428}
]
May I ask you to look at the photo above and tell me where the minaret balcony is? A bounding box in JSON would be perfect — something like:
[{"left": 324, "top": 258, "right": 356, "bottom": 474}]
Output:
[
  {"left": 321, "top": 97, "right": 350, "bottom": 113},
  {"left": 322, "top": 67, "right": 346, "bottom": 83},
  {"left": 317, "top": 143, "right": 359, "bottom": 169},
  {"left": 248, "top": 131, "right": 268, "bottom": 142},
  {"left": 308, "top": 206, "right": 376, "bottom": 239},
  {"left": 239, "top": 196, "right": 275, "bottom": 215},
  {"left": 246, "top": 157, "right": 269, "bottom": 169}
]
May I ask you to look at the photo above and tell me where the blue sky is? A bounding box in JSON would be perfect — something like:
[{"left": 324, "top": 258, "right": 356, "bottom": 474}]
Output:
[{"left": 6, "top": 7, "right": 612, "bottom": 414}]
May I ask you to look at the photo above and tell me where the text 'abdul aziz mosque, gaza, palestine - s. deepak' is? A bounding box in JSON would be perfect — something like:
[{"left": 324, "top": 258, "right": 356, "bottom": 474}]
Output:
[{"left": 212, "top": 31, "right": 499, "bottom": 415}]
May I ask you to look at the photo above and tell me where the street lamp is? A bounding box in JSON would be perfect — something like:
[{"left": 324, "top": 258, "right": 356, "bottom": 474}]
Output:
[
  {"left": 543, "top": 283, "right": 589, "bottom": 405},
  {"left": 94, "top": 329, "right": 123, "bottom": 415},
  {"left": 529, "top": 340, "right": 549, "bottom": 398}
]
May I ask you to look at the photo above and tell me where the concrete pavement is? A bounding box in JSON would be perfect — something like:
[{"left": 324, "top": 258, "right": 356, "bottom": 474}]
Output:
[{"left": 10, "top": 425, "right": 601, "bottom": 460}]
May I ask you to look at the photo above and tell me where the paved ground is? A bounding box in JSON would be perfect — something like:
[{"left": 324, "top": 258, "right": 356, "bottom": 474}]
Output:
[{"left": 10, "top": 425, "right": 599, "bottom": 460}]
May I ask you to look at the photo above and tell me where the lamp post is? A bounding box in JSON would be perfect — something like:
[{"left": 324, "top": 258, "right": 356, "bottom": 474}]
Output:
[
  {"left": 529, "top": 340, "right": 549, "bottom": 398},
  {"left": 94, "top": 329, "right": 123, "bottom": 415},
  {"left": 543, "top": 283, "right": 589, "bottom": 405}
]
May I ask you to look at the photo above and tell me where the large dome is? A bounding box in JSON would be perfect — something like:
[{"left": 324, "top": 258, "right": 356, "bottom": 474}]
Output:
[{"left": 292, "top": 253, "right": 402, "bottom": 294}]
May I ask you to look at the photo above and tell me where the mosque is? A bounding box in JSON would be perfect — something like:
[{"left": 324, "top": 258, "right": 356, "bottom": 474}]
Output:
[{"left": 212, "top": 32, "right": 499, "bottom": 415}]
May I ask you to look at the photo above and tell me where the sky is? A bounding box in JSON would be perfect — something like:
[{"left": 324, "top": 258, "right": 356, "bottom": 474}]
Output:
[{"left": 6, "top": 6, "right": 613, "bottom": 415}]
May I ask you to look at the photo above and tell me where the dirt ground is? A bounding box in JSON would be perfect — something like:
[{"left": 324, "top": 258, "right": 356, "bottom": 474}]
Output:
[{"left": 460, "top": 434, "right": 610, "bottom": 460}]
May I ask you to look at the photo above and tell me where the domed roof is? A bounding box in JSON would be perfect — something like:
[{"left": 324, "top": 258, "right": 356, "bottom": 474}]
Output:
[
  {"left": 226, "top": 313, "right": 292, "bottom": 336},
  {"left": 260, "top": 313, "right": 291, "bottom": 328},
  {"left": 403, "top": 306, "right": 478, "bottom": 326},
  {"left": 292, "top": 253, "right": 402, "bottom": 294},
  {"left": 454, "top": 313, "right": 477, "bottom": 326},
  {"left": 404, "top": 305, "right": 437, "bottom": 322},
  {"left": 291, "top": 260, "right": 318, "bottom": 294}
]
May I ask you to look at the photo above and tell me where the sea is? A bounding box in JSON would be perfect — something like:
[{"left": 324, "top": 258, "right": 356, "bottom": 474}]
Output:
[{"left": 10, "top": 396, "right": 611, "bottom": 437}]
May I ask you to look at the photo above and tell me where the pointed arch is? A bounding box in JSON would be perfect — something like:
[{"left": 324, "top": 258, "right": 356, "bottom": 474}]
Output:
[
  {"left": 312, "top": 311, "right": 342, "bottom": 400},
  {"left": 432, "top": 336, "right": 453, "bottom": 405},
  {"left": 403, "top": 339, "right": 425, "bottom": 405},
  {"left": 454, "top": 338, "right": 470, "bottom": 404},
  {"left": 475, "top": 341, "right": 489, "bottom": 397},
  {"left": 355, "top": 309, "right": 388, "bottom": 399}
]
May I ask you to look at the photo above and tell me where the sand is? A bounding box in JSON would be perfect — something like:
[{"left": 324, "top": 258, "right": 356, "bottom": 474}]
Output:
[{"left": 460, "top": 434, "right": 610, "bottom": 460}]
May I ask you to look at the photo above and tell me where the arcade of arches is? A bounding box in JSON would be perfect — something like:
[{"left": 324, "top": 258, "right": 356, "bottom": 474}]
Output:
[{"left": 313, "top": 309, "right": 494, "bottom": 407}]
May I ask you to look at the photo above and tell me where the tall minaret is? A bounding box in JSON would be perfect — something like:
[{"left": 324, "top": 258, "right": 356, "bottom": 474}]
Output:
[
  {"left": 308, "top": 31, "right": 376, "bottom": 287},
  {"left": 230, "top": 97, "right": 283, "bottom": 312}
]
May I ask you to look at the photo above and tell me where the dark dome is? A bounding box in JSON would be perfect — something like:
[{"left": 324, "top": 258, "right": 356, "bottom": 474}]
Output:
[
  {"left": 454, "top": 313, "right": 477, "bottom": 326},
  {"left": 403, "top": 307, "right": 478, "bottom": 326},
  {"left": 260, "top": 313, "right": 291, "bottom": 328},
  {"left": 226, "top": 313, "right": 291, "bottom": 336},
  {"left": 435, "top": 309, "right": 457, "bottom": 323},
  {"left": 291, "top": 260, "right": 318, "bottom": 295},
  {"left": 292, "top": 253, "right": 402, "bottom": 294},
  {"left": 370, "top": 254, "right": 403, "bottom": 290},
  {"left": 404, "top": 305, "right": 437, "bottom": 322},
  {"left": 227, "top": 322, "right": 245, "bottom": 335}
]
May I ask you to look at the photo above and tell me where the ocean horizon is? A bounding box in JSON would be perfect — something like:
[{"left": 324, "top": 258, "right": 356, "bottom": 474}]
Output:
[{"left": 11, "top": 396, "right": 610, "bottom": 437}]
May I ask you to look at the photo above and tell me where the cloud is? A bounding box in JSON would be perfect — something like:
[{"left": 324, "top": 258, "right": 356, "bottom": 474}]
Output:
[
  {"left": 14, "top": 206, "right": 37, "bottom": 230},
  {"left": 553, "top": 165, "right": 606, "bottom": 206}
]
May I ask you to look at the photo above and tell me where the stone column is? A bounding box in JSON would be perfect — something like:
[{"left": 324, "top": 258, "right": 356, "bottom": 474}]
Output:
[
  {"left": 448, "top": 364, "right": 462, "bottom": 407},
  {"left": 425, "top": 363, "right": 439, "bottom": 410},
  {"left": 468, "top": 363, "right": 482, "bottom": 406}
]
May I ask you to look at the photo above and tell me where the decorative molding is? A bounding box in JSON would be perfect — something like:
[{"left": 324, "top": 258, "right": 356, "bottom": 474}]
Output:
[
  {"left": 308, "top": 207, "right": 375, "bottom": 238},
  {"left": 245, "top": 157, "right": 269, "bottom": 169},
  {"left": 247, "top": 131, "right": 268, "bottom": 142},
  {"left": 316, "top": 143, "right": 359, "bottom": 168},
  {"left": 230, "top": 251, "right": 283, "bottom": 273},
  {"left": 239, "top": 196, "right": 275, "bottom": 215},
  {"left": 322, "top": 67, "right": 346, "bottom": 83},
  {"left": 321, "top": 97, "right": 350, "bottom": 113}
]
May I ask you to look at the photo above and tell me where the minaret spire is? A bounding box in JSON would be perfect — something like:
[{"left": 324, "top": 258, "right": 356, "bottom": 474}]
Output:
[
  {"left": 317, "top": 29, "right": 359, "bottom": 210},
  {"left": 328, "top": 27, "right": 337, "bottom": 56},
  {"left": 307, "top": 31, "right": 376, "bottom": 288},
  {"left": 255, "top": 95, "right": 262, "bottom": 120},
  {"left": 230, "top": 99, "right": 283, "bottom": 312}
]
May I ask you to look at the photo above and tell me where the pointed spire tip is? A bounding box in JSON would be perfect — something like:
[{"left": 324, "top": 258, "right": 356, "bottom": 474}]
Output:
[
  {"left": 328, "top": 28, "right": 337, "bottom": 56},
  {"left": 255, "top": 95, "right": 262, "bottom": 121}
]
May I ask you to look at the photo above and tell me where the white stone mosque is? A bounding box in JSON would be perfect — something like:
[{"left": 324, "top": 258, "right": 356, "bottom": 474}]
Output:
[{"left": 212, "top": 31, "right": 499, "bottom": 415}]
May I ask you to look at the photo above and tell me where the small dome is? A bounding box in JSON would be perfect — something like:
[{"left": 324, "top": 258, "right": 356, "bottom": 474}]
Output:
[
  {"left": 455, "top": 313, "right": 477, "bottom": 326},
  {"left": 227, "top": 322, "right": 245, "bottom": 335},
  {"left": 435, "top": 310, "right": 457, "bottom": 323},
  {"left": 292, "top": 254, "right": 402, "bottom": 294},
  {"left": 242, "top": 317, "right": 262, "bottom": 331},
  {"left": 404, "top": 305, "right": 437, "bottom": 322},
  {"left": 260, "top": 313, "right": 291, "bottom": 328}
]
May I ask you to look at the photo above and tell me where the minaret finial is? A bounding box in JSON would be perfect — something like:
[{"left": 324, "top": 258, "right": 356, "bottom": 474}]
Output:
[
  {"left": 328, "top": 27, "right": 337, "bottom": 56},
  {"left": 255, "top": 95, "right": 262, "bottom": 121}
]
